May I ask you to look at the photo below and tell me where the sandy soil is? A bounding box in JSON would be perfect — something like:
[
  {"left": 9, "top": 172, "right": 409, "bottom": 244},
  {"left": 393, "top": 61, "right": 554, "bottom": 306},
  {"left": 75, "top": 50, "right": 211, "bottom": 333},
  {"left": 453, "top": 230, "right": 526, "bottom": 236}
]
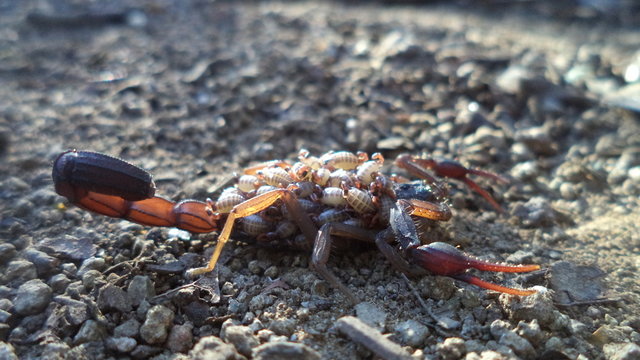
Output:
[{"left": 1, "top": 1, "right": 639, "bottom": 359}]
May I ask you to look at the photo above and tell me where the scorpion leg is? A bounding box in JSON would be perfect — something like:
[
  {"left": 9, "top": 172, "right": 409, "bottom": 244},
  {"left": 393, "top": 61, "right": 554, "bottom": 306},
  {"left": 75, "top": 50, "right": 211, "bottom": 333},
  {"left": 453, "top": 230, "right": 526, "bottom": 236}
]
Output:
[
  {"left": 312, "top": 223, "right": 378, "bottom": 304},
  {"left": 187, "top": 187, "right": 318, "bottom": 277},
  {"left": 395, "top": 154, "right": 508, "bottom": 212},
  {"left": 53, "top": 150, "right": 218, "bottom": 233}
]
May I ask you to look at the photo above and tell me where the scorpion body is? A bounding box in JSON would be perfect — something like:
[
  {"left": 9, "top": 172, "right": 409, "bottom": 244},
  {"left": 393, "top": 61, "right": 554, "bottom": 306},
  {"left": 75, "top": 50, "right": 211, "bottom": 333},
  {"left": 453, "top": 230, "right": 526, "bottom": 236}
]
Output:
[{"left": 52, "top": 149, "right": 539, "bottom": 303}]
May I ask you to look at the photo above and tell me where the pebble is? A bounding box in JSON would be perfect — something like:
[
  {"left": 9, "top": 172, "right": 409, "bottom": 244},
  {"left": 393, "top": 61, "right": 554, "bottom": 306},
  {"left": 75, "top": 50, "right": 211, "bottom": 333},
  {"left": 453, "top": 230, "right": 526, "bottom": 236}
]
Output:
[
  {"left": 48, "top": 273, "right": 71, "bottom": 293},
  {"left": 0, "top": 341, "right": 17, "bottom": 360},
  {"left": 590, "top": 325, "right": 628, "bottom": 346},
  {"left": 252, "top": 341, "right": 321, "bottom": 360},
  {"left": 97, "top": 283, "right": 132, "bottom": 312},
  {"left": 354, "top": 302, "right": 387, "bottom": 331},
  {"left": 38, "top": 235, "right": 97, "bottom": 262},
  {"left": 130, "top": 344, "right": 163, "bottom": 358},
  {"left": 499, "top": 291, "right": 556, "bottom": 328},
  {"left": 13, "top": 279, "right": 52, "bottom": 316},
  {"left": 105, "top": 336, "right": 137, "bottom": 353},
  {"left": 0, "top": 243, "right": 16, "bottom": 263},
  {"left": 73, "top": 319, "right": 106, "bottom": 345},
  {"left": 222, "top": 324, "right": 259, "bottom": 356},
  {"left": 77, "top": 257, "right": 106, "bottom": 277},
  {"left": 394, "top": 319, "right": 430, "bottom": 347},
  {"left": 127, "top": 275, "right": 155, "bottom": 307},
  {"left": 0, "top": 309, "right": 11, "bottom": 322},
  {"left": 114, "top": 318, "right": 141, "bottom": 338},
  {"left": 515, "top": 320, "right": 544, "bottom": 346},
  {"left": 3, "top": 260, "right": 37, "bottom": 285},
  {"left": 139, "top": 305, "right": 174, "bottom": 344},
  {"left": 269, "top": 318, "right": 296, "bottom": 336},
  {"left": 512, "top": 197, "right": 557, "bottom": 227},
  {"left": 82, "top": 270, "right": 104, "bottom": 291},
  {"left": 514, "top": 126, "right": 557, "bottom": 156},
  {"left": 57, "top": 296, "right": 89, "bottom": 326},
  {"left": 23, "top": 248, "right": 58, "bottom": 277},
  {"left": 264, "top": 265, "right": 279, "bottom": 278},
  {"left": 167, "top": 323, "right": 194, "bottom": 353},
  {"left": 498, "top": 329, "right": 535, "bottom": 358},
  {"left": 189, "top": 335, "right": 243, "bottom": 360},
  {"left": 436, "top": 337, "right": 466, "bottom": 360},
  {"left": 0, "top": 299, "right": 12, "bottom": 312},
  {"left": 603, "top": 342, "right": 640, "bottom": 360},
  {"left": 510, "top": 161, "right": 539, "bottom": 181},
  {"left": 248, "top": 294, "right": 274, "bottom": 312}
]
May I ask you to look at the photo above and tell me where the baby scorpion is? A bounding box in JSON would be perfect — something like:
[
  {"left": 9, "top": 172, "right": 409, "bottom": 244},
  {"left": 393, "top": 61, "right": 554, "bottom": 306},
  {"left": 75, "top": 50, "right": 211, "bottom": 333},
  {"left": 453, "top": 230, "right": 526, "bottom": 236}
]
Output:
[{"left": 52, "top": 149, "right": 539, "bottom": 303}]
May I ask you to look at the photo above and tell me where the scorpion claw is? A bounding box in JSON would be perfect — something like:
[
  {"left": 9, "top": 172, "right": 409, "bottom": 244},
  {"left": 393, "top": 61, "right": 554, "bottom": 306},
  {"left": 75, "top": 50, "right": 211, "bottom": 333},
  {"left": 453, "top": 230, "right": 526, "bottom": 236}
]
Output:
[{"left": 408, "top": 242, "right": 539, "bottom": 296}]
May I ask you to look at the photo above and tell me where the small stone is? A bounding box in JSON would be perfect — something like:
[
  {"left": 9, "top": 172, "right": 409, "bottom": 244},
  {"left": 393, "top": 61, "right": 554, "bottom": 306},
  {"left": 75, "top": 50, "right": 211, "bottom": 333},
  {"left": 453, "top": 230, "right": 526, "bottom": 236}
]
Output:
[
  {"left": 77, "top": 257, "right": 106, "bottom": 277},
  {"left": 0, "top": 243, "right": 16, "bottom": 263},
  {"left": 13, "top": 279, "right": 52, "bottom": 315},
  {"left": 22, "top": 248, "right": 58, "bottom": 276},
  {"left": 603, "top": 342, "right": 640, "bottom": 360},
  {"left": 515, "top": 126, "right": 557, "bottom": 156},
  {"left": 269, "top": 318, "right": 296, "bottom": 336},
  {"left": 248, "top": 260, "right": 263, "bottom": 275},
  {"left": 0, "top": 299, "right": 13, "bottom": 312},
  {"left": 436, "top": 316, "right": 461, "bottom": 331},
  {"left": 167, "top": 323, "right": 194, "bottom": 353},
  {"left": 490, "top": 319, "right": 511, "bottom": 339},
  {"left": 62, "top": 297, "right": 89, "bottom": 326},
  {"left": 114, "top": 318, "right": 141, "bottom": 338},
  {"left": 394, "top": 319, "right": 430, "bottom": 347},
  {"left": 127, "top": 275, "right": 155, "bottom": 307},
  {"left": 252, "top": 342, "right": 321, "bottom": 360},
  {"left": 435, "top": 337, "right": 466, "bottom": 360},
  {"left": 498, "top": 330, "right": 535, "bottom": 358},
  {"left": 105, "top": 336, "right": 137, "bottom": 353},
  {"left": 82, "top": 270, "right": 104, "bottom": 291},
  {"left": 38, "top": 235, "right": 97, "bottom": 262},
  {"left": 222, "top": 325, "right": 259, "bottom": 356},
  {"left": 97, "top": 283, "right": 132, "bottom": 312},
  {"left": 248, "top": 294, "right": 274, "bottom": 312},
  {"left": 4, "top": 260, "right": 37, "bottom": 284},
  {"left": 545, "top": 336, "right": 564, "bottom": 351},
  {"left": 590, "top": 325, "right": 628, "bottom": 346},
  {"left": 355, "top": 302, "right": 387, "bottom": 331},
  {"left": 499, "top": 291, "right": 556, "bottom": 328},
  {"left": 49, "top": 274, "right": 71, "bottom": 293},
  {"left": 130, "top": 344, "right": 163, "bottom": 358},
  {"left": 513, "top": 197, "right": 557, "bottom": 228},
  {"left": 510, "top": 161, "right": 539, "bottom": 181},
  {"left": 73, "top": 320, "right": 106, "bottom": 345},
  {"left": 140, "top": 305, "right": 174, "bottom": 344},
  {"left": 189, "top": 335, "right": 243, "bottom": 360},
  {"left": 0, "top": 341, "right": 18, "bottom": 360},
  {"left": 515, "top": 320, "right": 544, "bottom": 346},
  {"left": 264, "top": 266, "right": 279, "bottom": 278}
]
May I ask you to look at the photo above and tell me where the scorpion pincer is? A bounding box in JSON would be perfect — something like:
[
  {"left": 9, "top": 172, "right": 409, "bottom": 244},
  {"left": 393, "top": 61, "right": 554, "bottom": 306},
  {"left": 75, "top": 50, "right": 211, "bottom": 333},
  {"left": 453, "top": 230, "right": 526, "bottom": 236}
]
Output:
[{"left": 52, "top": 149, "right": 540, "bottom": 303}]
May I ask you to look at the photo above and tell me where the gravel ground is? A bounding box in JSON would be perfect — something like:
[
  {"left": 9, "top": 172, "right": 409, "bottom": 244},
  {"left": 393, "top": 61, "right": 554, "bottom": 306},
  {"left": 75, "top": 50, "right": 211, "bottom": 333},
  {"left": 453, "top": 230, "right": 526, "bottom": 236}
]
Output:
[{"left": 1, "top": 1, "right": 639, "bottom": 359}]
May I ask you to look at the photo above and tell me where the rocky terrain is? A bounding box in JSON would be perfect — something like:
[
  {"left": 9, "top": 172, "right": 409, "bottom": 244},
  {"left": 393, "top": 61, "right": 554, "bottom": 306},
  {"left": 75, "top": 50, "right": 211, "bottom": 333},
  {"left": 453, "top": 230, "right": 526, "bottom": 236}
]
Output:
[{"left": 0, "top": 1, "right": 639, "bottom": 359}]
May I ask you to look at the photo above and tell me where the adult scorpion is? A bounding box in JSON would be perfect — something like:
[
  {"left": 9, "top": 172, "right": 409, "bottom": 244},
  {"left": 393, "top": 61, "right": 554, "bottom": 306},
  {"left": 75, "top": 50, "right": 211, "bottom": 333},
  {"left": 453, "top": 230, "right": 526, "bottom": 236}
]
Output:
[{"left": 52, "top": 149, "right": 539, "bottom": 303}]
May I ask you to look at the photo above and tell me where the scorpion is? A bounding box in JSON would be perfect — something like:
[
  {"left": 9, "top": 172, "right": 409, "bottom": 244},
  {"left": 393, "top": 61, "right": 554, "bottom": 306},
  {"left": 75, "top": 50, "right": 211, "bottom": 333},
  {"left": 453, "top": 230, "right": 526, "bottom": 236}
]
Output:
[{"left": 52, "top": 149, "right": 540, "bottom": 303}]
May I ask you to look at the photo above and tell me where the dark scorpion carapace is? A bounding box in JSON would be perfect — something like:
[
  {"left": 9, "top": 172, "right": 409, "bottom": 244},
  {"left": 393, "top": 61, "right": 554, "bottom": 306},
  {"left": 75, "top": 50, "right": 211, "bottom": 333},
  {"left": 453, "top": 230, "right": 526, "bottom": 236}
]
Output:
[{"left": 52, "top": 149, "right": 540, "bottom": 303}]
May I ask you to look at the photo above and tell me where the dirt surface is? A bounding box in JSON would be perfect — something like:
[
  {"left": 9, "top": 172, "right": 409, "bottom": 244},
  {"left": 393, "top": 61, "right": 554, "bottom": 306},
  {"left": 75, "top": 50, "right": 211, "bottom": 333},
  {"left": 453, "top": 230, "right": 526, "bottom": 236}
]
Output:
[{"left": 1, "top": 1, "right": 639, "bottom": 359}]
